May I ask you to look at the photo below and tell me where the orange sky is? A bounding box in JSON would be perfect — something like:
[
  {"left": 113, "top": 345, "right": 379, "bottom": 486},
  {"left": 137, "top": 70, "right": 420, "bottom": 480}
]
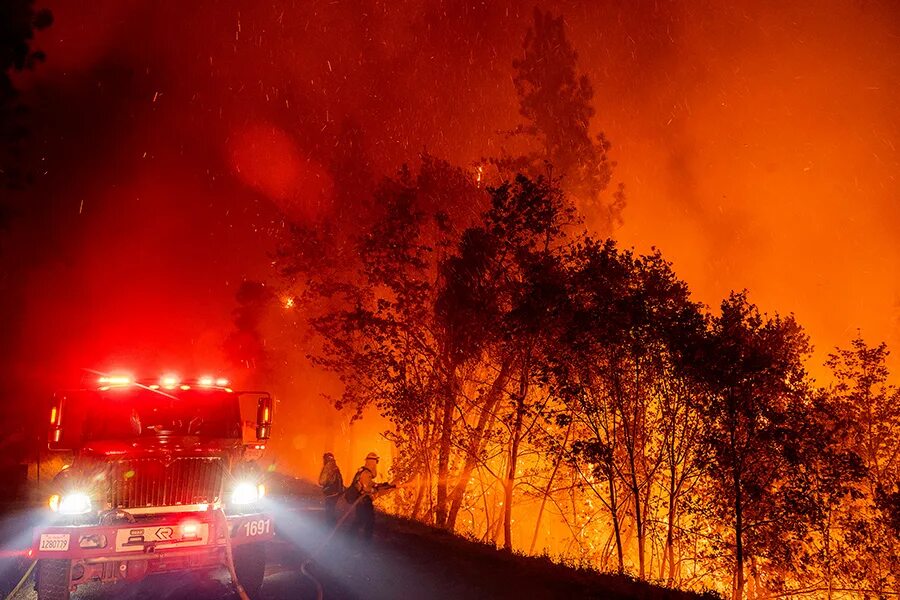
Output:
[
  {"left": 5, "top": 1, "right": 898, "bottom": 458},
  {"left": 587, "top": 0, "right": 900, "bottom": 378}
]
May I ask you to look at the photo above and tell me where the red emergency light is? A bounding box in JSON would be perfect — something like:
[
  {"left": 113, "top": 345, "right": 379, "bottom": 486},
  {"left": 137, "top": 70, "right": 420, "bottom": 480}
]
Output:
[
  {"left": 97, "top": 375, "right": 132, "bottom": 390},
  {"left": 180, "top": 519, "right": 201, "bottom": 539},
  {"left": 92, "top": 373, "right": 233, "bottom": 391}
]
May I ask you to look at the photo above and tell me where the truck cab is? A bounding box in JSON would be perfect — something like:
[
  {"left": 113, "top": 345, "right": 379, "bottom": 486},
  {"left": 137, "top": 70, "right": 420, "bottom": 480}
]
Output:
[{"left": 33, "top": 374, "right": 276, "bottom": 600}]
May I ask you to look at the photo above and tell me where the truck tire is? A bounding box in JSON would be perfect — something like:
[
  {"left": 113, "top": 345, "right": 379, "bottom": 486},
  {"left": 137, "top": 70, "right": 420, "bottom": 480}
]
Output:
[
  {"left": 35, "top": 559, "right": 71, "bottom": 600},
  {"left": 233, "top": 542, "right": 266, "bottom": 599}
]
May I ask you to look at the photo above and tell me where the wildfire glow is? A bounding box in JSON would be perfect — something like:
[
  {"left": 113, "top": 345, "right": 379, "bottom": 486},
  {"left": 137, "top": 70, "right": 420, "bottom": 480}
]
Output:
[{"left": 5, "top": 2, "right": 898, "bottom": 599}]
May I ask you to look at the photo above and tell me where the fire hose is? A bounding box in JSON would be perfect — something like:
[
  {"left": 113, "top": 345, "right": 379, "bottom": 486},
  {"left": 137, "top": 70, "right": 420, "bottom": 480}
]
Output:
[
  {"left": 299, "top": 483, "right": 397, "bottom": 600},
  {"left": 3, "top": 559, "right": 35, "bottom": 600},
  {"left": 217, "top": 509, "right": 252, "bottom": 600},
  {"left": 299, "top": 494, "right": 363, "bottom": 600}
]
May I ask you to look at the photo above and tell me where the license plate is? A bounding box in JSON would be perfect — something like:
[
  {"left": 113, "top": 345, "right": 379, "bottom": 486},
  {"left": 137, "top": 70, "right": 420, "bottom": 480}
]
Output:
[
  {"left": 115, "top": 524, "right": 209, "bottom": 552},
  {"left": 39, "top": 534, "right": 70, "bottom": 552}
]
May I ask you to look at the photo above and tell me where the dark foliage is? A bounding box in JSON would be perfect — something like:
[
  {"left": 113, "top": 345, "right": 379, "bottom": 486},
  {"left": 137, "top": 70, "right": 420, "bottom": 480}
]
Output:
[
  {"left": 499, "top": 8, "right": 624, "bottom": 232},
  {"left": 0, "top": 0, "right": 52, "bottom": 193}
]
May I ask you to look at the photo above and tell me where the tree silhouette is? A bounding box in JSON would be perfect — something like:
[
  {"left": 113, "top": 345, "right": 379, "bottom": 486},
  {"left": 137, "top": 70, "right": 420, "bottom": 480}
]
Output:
[
  {"left": 278, "top": 156, "right": 897, "bottom": 597},
  {"left": 694, "top": 293, "right": 811, "bottom": 600},
  {"left": 549, "top": 240, "right": 704, "bottom": 577},
  {"left": 503, "top": 8, "right": 624, "bottom": 232},
  {"left": 300, "top": 157, "right": 488, "bottom": 527},
  {"left": 0, "top": 0, "right": 52, "bottom": 194},
  {"left": 822, "top": 336, "right": 900, "bottom": 596}
]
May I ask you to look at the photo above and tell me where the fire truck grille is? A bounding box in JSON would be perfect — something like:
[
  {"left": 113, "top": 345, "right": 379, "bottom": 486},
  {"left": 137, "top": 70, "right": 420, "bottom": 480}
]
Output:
[{"left": 107, "top": 457, "right": 224, "bottom": 509}]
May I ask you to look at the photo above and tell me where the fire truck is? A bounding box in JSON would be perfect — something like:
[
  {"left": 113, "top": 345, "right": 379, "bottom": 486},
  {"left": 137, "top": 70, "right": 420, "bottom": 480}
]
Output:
[{"left": 32, "top": 374, "right": 276, "bottom": 600}]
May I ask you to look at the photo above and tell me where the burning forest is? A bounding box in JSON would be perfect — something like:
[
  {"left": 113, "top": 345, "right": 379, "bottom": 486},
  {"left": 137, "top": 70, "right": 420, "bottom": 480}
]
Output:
[{"left": 0, "top": 1, "right": 898, "bottom": 599}]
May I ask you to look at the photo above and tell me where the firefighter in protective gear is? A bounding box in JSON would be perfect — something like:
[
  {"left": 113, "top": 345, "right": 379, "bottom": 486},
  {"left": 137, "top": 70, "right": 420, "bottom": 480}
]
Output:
[
  {"left": 345, "top": 452, "right": 382, "bottom": 540},
  {"left": 318, "top": 452, "right": 344, "bottom": 525}
]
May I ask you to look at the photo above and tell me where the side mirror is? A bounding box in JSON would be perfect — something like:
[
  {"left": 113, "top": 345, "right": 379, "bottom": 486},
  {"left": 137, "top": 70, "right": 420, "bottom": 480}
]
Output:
[
  {"left": 256, "top": 394, "right": 273, "bottom": 441},
  {"left": 238, "top": 392, "right": 274, "bottom": 446},
  {"left": 48, "top": 393, "right": 84, "bottom": 451},
  {"left": 48, "top": 393, "right": 64, "bottom": 450}
]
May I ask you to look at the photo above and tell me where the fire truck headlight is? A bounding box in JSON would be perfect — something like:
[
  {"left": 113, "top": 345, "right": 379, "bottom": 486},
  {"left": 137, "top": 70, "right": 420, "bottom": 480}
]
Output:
[
  {"left": 55, "top": 492, "right": 92, "bottom": 515},
  {"left": 230, "top": 482, "right": 263, "bottom": 505}
]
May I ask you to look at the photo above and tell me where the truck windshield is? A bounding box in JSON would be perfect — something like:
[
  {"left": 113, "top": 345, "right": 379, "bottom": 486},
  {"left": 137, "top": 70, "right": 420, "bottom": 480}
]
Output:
[{"left": 83, "top": 388, "right": 241, "bottom": 441}]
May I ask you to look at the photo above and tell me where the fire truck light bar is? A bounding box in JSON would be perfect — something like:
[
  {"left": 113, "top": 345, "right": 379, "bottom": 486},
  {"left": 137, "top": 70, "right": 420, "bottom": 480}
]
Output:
[
  {"left": 98, "top": 375, "right": 132, "bottom": 387},
  {"left": 94, "top": 374, "right": 232, "bottom": 390}
]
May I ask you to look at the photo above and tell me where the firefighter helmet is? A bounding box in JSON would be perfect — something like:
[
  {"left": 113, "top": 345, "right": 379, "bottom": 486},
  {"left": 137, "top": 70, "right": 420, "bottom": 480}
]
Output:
[{"left": 365, "top": 452, "right": 379, "bottom": 461}]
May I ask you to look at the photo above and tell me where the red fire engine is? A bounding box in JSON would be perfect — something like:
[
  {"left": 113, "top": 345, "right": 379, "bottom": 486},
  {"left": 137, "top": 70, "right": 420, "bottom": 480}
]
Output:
[{"left": 32, "top": 374, "right": 276, "bottom": 600}]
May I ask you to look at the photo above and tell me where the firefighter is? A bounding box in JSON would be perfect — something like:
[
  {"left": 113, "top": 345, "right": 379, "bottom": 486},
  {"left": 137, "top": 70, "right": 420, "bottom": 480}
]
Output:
[
  {"left": 318, "top": 452, "right": 344, "bottom": 525},
  {"left": 345, "top": 451, "right": 382, "bottom": 541}
]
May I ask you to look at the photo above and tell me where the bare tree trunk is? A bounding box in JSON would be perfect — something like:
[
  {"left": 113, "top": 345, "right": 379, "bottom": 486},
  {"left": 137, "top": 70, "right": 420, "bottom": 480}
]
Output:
[
  {"left": 529, "top": 421, "right": 572, "bottom": 554},
  {"left": 661, "top": 439, "right": 678, "bottom": 585},
  {"left": 600, "top": 528, "right": 616, "bottom": 572},
  {"left": 492, "top": 491, "right": 505, "bottom": 544},
  {"left": 410, "top": 472, "right": 424, "bottom": 520},
  {"left": 435, "top": 370, "right": 457, "bottom": 528},
  {"left": 824, "top": 509, "right": 833, "bottom": 600},
  {"left": 749, "top": 555, "right": 766, "bottom": 599},
  {"left": 628, "top": 462, "right": 645, "bottom": 579},
  {"left": 425, "top": 451, "right": 435, "bottom": 523},
  {"left": 503, "top": 370, "right": 527, "bottom": 551},
  {"left": 446, "top": 359, "right": 512, "bottom": 530},
  {"left": 608, "top": 470, "right": 625, "bottom": 574},
  {"left": 661, "top": 474, "right": 676, "bottom": 582},
  {"left": 733, "top": 465, "right": 745, "bottom": 600},
  {"left": 480, "top": 473, "right": 493, "bottom": 542},
  {"left": 617, "top": 416, "right": 646, "bottom": 577}
]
